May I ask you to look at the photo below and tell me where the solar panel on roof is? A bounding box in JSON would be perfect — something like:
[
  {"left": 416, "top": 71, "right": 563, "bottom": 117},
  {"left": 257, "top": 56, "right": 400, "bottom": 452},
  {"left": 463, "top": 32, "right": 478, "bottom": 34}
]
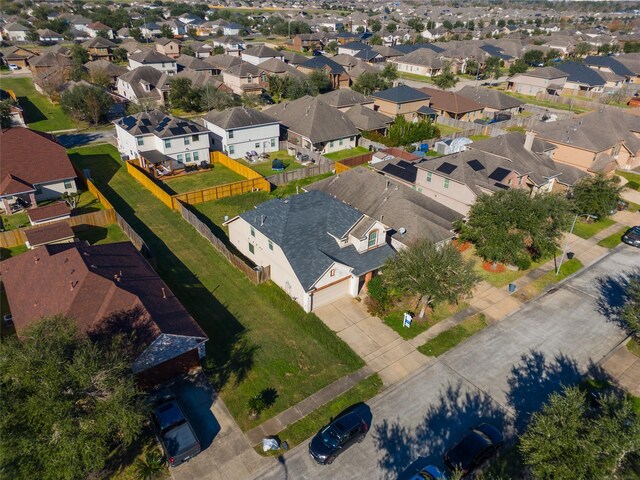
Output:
[
  {"left": 488, "top": 167, "right": 511, "bottom": 181},
  {"left": 397, "top": 160, "right": 411, "bottom": 168},
  {"left": 436, "top": 162, "right": 458, "bottom": 175},
  {"left": 467, "top": 159, "right": 485, "bottom": 172}
]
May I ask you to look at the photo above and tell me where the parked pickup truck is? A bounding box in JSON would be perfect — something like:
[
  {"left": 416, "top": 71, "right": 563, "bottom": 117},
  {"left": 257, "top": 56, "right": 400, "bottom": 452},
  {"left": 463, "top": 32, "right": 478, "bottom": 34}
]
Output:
[{"left": 153, "top": 397, "right": 201, "bottom": 467}]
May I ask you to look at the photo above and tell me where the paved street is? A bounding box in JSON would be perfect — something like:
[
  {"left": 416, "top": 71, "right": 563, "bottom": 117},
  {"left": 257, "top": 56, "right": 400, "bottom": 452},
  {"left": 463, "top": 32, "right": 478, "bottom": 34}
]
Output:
[
  {"left": 251, "top": 246, "right": 636, "bottom": 480},
  {"left": 56, "top": 128, "right": 116, "bottom": 148},
  {"left": 395, "top": 75, "right": 509, "bottom": 92}
]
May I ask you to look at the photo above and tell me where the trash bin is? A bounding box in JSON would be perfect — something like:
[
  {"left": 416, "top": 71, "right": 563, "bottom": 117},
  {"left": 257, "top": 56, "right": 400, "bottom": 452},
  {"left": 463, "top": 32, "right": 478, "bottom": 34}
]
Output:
[
  {"left": 508, "top": 283, "right": 517, "bottom": 294},
  {"left": 567, "top": 252, "right": 575, "bottom": 260}
]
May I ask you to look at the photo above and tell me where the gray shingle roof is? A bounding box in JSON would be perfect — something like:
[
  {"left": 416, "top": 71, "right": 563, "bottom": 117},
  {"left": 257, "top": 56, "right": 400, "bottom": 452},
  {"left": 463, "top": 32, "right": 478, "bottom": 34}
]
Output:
[
  {"left": 115, "top": 110, "right": 207, "bottom": 138},
  {"left": 318, "top": 89, "right": 372, "bottom": 108},
  {"left": 203, "top": 107, "right": 278, "bottom": 130},
  {"left": 238, "top": 190, "right": 395, "bottom": 290},
  {"left": 129, "top": 49, "right": 175, "bottom": 65},
  {"left": 307, "top": 167, "right": 462, "bottom": 245},
  {"left": 242, "top": 44, "right": 281, "bottom": 58},
  {"left": 457, "top": 86, "right": 524, "bottom": 111},
  {"left": 371, "top": 85, "right": 430, "bottom": 104},
  {"left": 343, "top": 104, "right": 393, "bottom": 132}
]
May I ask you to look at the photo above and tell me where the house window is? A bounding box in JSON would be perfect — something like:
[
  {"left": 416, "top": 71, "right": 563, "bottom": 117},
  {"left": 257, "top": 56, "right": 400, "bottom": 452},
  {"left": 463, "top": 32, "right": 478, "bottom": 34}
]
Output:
[
  {"left": 508, "top": 178, "right": 512, "bottom": 185},
  {"left": 271, "top": 138, "right": 276, "bottom": 147},
  {"left": 248, "top": 242, "right": 254, "bottom": 254},
  {"left": 426, "top": 171, "right": 432, "bottom": 182},
  {"left": 229, "top": 145, "right": 235, "bottom": 154},
  {"left": 250, "top": 226, "right": 255, "bottom": 237},
  {"left": 164, "top": 139, "right": 171, "bottom": 149},
  {"left": 368, "top": 230, "right": 378, "bottom": 248},
  {"left": 64, "top": 179, "right": 73, "bottom": 189},
  {"left": 247, "top": 75, "right": 253, "bottom": 83},
  {"left": 136, "top": 137, "right": 144, "bottom": 146},
  {"left": 612, "top": 144, "right": 621, "bottom": 156},
  {"left": 192, "top": 134, "right": 199, "bottom": 142},
  {"left": 350, "top": 136, "right": 354, "bottom": 141},
  {"left": 519, "top": 176, "right": 524, "bottom": 185},
  {"left": 162, "top": 62, "right": 165, "bottom": 68},
  {"left": 185, "top": 152, "right": 191, "bottom": 162},
  {"left": 177, "top": 154, "right": 183, "bottom": 162},
  {"left": 255, "top": 142, "right": 260, "bottom": 148},
  {"left": 444, "top": 178, "right": 450, "bottom": 189},
  {"left": 268, "top": 239, "right": 273, "bottom": 251},
  {"left": 329, "top": 141, "right": 334, "bottom": 147},
  {"left": 229, "top": 130, "right": 234, "bottom": 139},
  {"left": 261, "top": 74, "right": 267, "bottom": 82},
  {"left": 339, "top": 139, "right": 343, "bottom": 146},
  {"left": 184, "top": 137, "right": 190, "bottom": 146},
  {"left": 193, "top": 151, "right": 199, "bottom": 162}
]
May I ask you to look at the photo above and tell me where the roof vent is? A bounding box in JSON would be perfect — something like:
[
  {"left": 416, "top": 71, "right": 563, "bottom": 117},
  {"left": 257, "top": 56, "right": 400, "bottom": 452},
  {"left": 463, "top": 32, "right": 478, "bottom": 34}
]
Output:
[{"left": 162, "top": 287, "right": 166, "bottom": 299}]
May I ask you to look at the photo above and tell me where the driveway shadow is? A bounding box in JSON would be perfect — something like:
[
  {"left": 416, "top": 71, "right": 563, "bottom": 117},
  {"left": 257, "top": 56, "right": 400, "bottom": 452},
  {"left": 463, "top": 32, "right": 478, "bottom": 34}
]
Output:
[{"left": 172, "top": 374, "right": 221, "bottom": 449}]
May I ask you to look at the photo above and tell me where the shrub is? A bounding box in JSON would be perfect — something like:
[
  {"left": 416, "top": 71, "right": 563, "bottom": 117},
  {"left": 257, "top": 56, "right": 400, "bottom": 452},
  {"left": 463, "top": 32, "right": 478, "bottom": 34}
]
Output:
[
  {"left": 514, "top": 255, "right": 532, "bottom": 271},
  {"left": 365, "top": 275, "right": 395, "bottom": 316},
  {"left": 627, "top": 181, "right": 640, "bottom": 191}
]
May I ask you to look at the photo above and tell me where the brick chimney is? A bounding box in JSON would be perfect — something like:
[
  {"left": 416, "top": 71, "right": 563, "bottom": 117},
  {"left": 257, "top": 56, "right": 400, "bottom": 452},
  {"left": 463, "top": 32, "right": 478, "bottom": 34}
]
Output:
[{"left": 524, "top": 130, "right": 537, "bottom": 152}]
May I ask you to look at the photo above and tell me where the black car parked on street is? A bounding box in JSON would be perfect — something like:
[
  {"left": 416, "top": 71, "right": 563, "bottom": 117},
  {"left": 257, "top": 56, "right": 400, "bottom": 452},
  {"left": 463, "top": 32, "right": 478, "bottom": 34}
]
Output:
[
  {"left": 309, "top": 410, "right": 370, "bottom": 465},
  {"left": 444, "top": 423, "right": 503, "bottom": 476}
]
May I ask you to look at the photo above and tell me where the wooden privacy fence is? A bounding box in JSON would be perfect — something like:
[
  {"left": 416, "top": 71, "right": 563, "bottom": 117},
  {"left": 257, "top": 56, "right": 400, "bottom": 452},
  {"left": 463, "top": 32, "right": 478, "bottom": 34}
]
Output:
[
  {"left": 178, "top": 202, "right": 271, "bottom": 284},
  {"left": 126, "top": 161, "right": 176, "bottom": 210},
  {"left": 338, "top": 153, "right": 373, "bottom": 168},
  {"left": 0, "top": 209, "right": 117, "bottom": 248},
  {"left": 114, "top": 212, "right": 153, "bottom": 260},
  {"left": 210, "top": 151, "right": 263, "bottom": 179},
  {"left": 86, "top": 179, "right": 114, "bottom": 210},
  {"left": 265, "top": 162, "right": 335, "bottom": 186}
]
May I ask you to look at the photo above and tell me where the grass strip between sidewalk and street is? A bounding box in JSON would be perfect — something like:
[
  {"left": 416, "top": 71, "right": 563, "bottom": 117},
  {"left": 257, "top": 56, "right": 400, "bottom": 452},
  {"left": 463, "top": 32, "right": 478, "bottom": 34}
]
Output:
[
  {"left": 418, "top": 313, "right": 487, "bottom": 357},
  {"left": 572, "top": 218, "right": 616, "bottom": 240},
  {"left": 256, "top": 374, "right": 383, "bottom": 456},
  {"left": 597, "top": 226, "right": 629, "bottom": 249}
]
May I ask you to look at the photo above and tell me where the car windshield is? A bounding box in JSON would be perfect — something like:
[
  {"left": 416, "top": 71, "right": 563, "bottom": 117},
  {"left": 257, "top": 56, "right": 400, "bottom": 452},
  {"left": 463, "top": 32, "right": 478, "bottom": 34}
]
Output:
[
  {"left": 629, "top": 227, "right": 640, "bottom": 237},
  {"left": 321, "top": 426, "right": 340, "bottom": 448}
]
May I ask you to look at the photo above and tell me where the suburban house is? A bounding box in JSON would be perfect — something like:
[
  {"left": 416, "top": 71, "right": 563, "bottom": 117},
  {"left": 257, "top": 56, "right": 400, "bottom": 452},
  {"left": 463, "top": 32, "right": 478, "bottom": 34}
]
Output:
[
  {"left": 0, "top": 128, "right": 77, "bottom": 215},
  {"left": 241, "top": 45, "right": 283, "bottom": 65},
  {"left": 203, "top": 53, "right": 243, "bottom": 74},
  {"left": 418, "top": 87, "right": 485, "bottom": 121},
  {"left": 128, "top": 50, "right": 177, "bottom": 75},
  {"left": 507, "top": 66, "right": 568, "bottom": 95},
  {"left": 173, "top": 68, "right": 230, "bottom": 92},
  {"left": 37, "top": 29, "right": 64, "bottom": 42},
  {"left": 28, "top": 52, "right": 74, "bottom": 76},
  {"left": 225, "top": 190, "right": 395, "bottom": 312},
  {"left": 532, "top": 109, "right": 640, "bottom": 173},
  {"left": 370, "top": 85, "right": 432, "bottom": 121},
  {"left": 265, "top": 95, "right": 360, "bottom": 154},
  {"left": 291, "top": 33, "right": 325, "bottom": 52},
  {"left": 85, "top": 59, "right": 127, "bottom": 84},
  {"left": 281, "top": 51, "right": 310, "bottom": 67},
  {"left": 318, "top": 88, "right": 374, "bottom": 112},
  {"left": 259, "top": 58, "right": 308, "bottom": 80},
  {"left": 3, "top": 22, "right": 30, "bottom": 42},
  {"left": 176, "top": 54, "right": 213, "bottom": 73},
  {"left": 212, "top": 36, "right": 246, "bottom": 56},
  {"left": 457, "top": 86, "right": 525, "bottom": 119},
  {"left": 343, "top": 104, "right": 393, "bottom": 134},
  {"left": 189, "top": 41, "right": 213, "bottom": 58},
  {"left": 86, "top": 21, "right": 113, "bottom": 39},
  {"left": 1, "top": 45, "right": 38, "bottom": 68},
  {"left": 114, "top": 110, "right": 211, "bottom": 173},
  {"left": 584, "top": 55, "right": 638, "bottom": 83},
  {"left": 203, "top": 107, "right": 280, "bottom": 159},
  {"left": 374, "top": 132, "right": 586, "bottom": 215},
  {"left": 82, "top": 37, "right": 117, "bottom": 60},
  {"left": 337, "top": 41, "right": 370, "bottom": 56},
  {"left": 24, "top": 222, "right": 75, "bottom": 249},
  {"left": 155, "top": 38, "right": 182, "bottom": 59},
  {"left": 297, "top": 56, "right": 350, "bottom": 90},
  {"left": 307, "top": 167, "right": 462, "bottom": 249},
  {"left": 1, "top": 242, "right": 208, "bottom": 386},
  {"left": 555, "top": 61, "right": 623, "bottom": 92},
  {"left": 140, "top": 22, "right": 162, "bottom": 38},
  {"left": 221, "top": 62, "right": 268, "bottom": 95},
  {"left": 116, "top": 66, "right": 169, "bottom": 105},
  {"left": 391, "top": 48, "right": 444, "bottom": 77}
]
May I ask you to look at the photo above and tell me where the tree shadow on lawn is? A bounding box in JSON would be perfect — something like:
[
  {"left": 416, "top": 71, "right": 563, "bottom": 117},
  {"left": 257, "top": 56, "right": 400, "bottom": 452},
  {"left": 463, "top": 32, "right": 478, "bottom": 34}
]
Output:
[
  {"left": 69, "top": 152, "right": 258, "bottom": 392},
  {"left": 595, "top": 267, "right": 640, "bottom": 334},
  {"left": 377, "top": 350, "right": 616, "bottom": 480}
]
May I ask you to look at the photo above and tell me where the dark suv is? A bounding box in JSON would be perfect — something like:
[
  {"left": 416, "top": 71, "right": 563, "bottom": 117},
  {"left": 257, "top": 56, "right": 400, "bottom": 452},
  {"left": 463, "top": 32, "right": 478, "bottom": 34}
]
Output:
[
  {"left": 309, "top": 411, "right": 369, "bottom": 465},
  {"left": 444, "top": 423, "right": 503, "bottom": 476},
  {"left": 153, "top": 397, "right": 201, "bottom": 467}
]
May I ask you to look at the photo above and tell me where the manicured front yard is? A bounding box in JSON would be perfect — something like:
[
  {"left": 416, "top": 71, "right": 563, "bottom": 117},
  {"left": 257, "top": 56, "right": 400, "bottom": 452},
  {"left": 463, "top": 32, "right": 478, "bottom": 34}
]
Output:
[
  {"left": 397, "top": 72, "right": 434, "bottom": 83},
  {"left": 163, "top": 165, "right": 246, "bottom": 194},
  {"left": 324, "top": 146, "right": 369, "bottom": 161},
  {"left": 597, "top": 226, "right": 630, "bottom": 249},
  {"left": 1, "top": 77, "right": 77, "bottom": 131},
  {"left": 418, "top": 313, "right": 487, "bottom": 357},
  {"left": 383, "top": 302, "right": 469, "bottom": 340},
  {"left": 572, "top": 218, "right": 616, "bottom": 239},
  {"left": 68, "top": 144, "right": 363, "bottom": 432},
  {"left": 259, "top": 374, "right": 383, "bottom": 454}
]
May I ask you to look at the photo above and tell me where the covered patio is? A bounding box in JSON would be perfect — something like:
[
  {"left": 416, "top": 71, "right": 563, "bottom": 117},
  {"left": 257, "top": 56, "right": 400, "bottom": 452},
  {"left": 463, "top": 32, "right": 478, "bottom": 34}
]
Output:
[{"left": 139, "top": 150, "right": 186, "bottom": 178}]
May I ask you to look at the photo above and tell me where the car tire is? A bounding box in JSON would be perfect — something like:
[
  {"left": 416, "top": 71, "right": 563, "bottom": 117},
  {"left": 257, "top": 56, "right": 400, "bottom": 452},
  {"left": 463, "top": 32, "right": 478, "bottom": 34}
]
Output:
[
  {"left": 325, "top": 455, "right": 335, "bottom": 465},
  {"left": 357, "top": 434, "right": 365, "bottom": 443}
]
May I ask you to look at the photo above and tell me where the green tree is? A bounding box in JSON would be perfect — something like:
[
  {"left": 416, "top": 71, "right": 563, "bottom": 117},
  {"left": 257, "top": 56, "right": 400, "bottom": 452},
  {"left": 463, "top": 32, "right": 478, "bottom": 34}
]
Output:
[
  {"left": 545, "top": 49, "right": 562, "bottom": 64},
  {"left": 407, "top": 18, "right": 424, "bottom": 32},
  {"left": 308, "top": 70, "right": 331, "bottom": 94},
  {"left": 382, "top": 239, "right": 479, "bottom": 318},
  {"left": 199, "top": 88, "right": 241, "bottom": 111},
  {"left": 168, "top": 77, "right": 201, "bottom": 111},
  {"left": 0, "top": 316, "right": 147, "bottom": 479},
  {"left": 61, "top": 84, "right": 113, "bottom": 124},
  {"left": 213, "top": 45, "right": 225, "bottom": 55},
  {"left": 571, "top": 174, "right": 622, "bottom": 220},
  {"left": 134, "top": 450, "right": 165, "bottom": 480},
  {"left": 459, "top": 189, "right": 572, "bottom": 266},
  {"left": 112, "top": 47, "right": 128, "bottom": 63},
  {"left": 524, "top": 49, "right": 545, "bottom": 66},
  {"left": 509, "top": 58, "right": 529, "bottom": 75},
  {"left": 351, "top": 71, "right": 392, "bottom": 95},
  {"left": 369, "top": 34, "right": 383, "bottom": 46},
  {"left": 381, "top": 63, "right": 398, "bottom": 81},
  {"left": 370, "top": 19, "right": 381, "bottom": 32},
  {"left": 181, "top": 45, "right": 195, "bottom": 56},
  {"left": 442, "top": 20, "right": 453, "bottom": 30},
  {"left": 386, "top": 22, "right": 397, "bottom": 33},
  {"left": 520, "top": 386, "right": 640, "bottom": 480},
  {"left": 325, "top": 40, "right": 338, "bottom": 54},
  {"left": 160, "top": 24, "right": 174, "bottom": 38},
  {"left": 484, "top": 56, "right": 502, "bottom": 79},
  {"left": 466, "top": 59, "right": 479, "bottom": 76},
  {"left": 130, "top": 27, "right": 144, "bottom": 42},
  {"left": 466, "top": 19, "right": 475, "bottom": 30},
  {"left": 497, "top": 19, "right": 506, "bottom": 28},
  {"left": 0, "top": 100, "right": 13, "bottom": 128},
  {"left": 573, "top": 42, "right": 592, "bottom": 57},
  {"left": 432, "top": 61, "right": 459, "bottom": 90},
  {"left": 386, "top": 115, "right": 440, "bottom": 146},
  {"left": 70, "top": 43, "right": 89, "bottom": 81}
]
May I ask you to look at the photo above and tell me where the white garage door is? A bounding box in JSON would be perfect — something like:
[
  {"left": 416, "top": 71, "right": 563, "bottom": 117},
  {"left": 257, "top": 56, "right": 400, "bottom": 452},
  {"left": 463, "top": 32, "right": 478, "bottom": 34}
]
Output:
[{"left": 311, "top": 277, "right": 350, "bottom": 310}]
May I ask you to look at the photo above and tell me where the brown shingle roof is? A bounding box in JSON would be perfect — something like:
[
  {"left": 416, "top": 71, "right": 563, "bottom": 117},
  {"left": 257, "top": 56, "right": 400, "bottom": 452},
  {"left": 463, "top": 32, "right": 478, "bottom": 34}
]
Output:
[
  {"left": 0, "top": 128, "right": 76, "bottom": 197},
  {"left": 419, "top": 87, "right": 484, "bottom": 115},
  {"left": 27, "top": 202, "right": 71, "bottom": 223},
  {"left": 24, "top": 222, "right": 74, "bottom": 247}
]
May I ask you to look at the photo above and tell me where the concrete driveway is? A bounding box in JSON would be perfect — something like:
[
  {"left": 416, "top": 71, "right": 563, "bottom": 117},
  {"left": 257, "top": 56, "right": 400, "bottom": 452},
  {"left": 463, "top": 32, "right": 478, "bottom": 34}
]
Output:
[
  {"left": 251, "top": 247, "right": 636, "bottom": 480},
  {"left": 314, "top": 297, "right": 430, "bottom": 385}
]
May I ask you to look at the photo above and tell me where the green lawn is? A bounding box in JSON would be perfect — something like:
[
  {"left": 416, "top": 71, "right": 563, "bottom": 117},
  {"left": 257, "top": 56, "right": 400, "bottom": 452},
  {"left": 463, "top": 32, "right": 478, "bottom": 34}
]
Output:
[
  {"left": 1, "top": 77, "right": 77, "bottom": 131},
  {"left": 617, "top": 170, "right": 640, "bottom": 189},
  {"left": 194, "top": 191, "right": 272, "bottom": 237},
  {"left": 0, "top": 210, "right": 29, "bottom": 231},
  {"left": 597, "top": 226, "right": 629, "bottom": 249},
  {"left": 238, "top": 150, "right": 304, "bottom": 177},
  {"left": 271, "top": 172, "right": 334, "bottom": 198},
  {"left": 418, "top": 313, "right": 487, "bottom": 357},
  {"left": 324, "top": 146, "right": 369, "bottom": 161},
  {"left": 628, "top": 339, "right": 640, "bottom": 358},
  {"left": 572, "top": 218, "right": 616, "bottom": 239},
  {"left": 516, "top": 259, "right": 583, "bottom": 302},
  {"left": 505, "top": 126, "right": 526, "bottom": 133},
  {"left": 383, "top": 302, "right": 469, "bottom": 340},
  {"left": 0, "top": 244, "right": 28, "bottom": 261},
  {"left": 397, "top": 72, "right": 434, "bottom": 83},
  {"left": 74, "top": 223, "right": 129, "bottom": 245},
  {"left": 501, "top": 91, "right": 590, "bottom": 114},
  {"left": 435, "top": 123, "right": 462, "bottom": 137},
  {"left": 163, "top": 165, "right": 247, "bottom": 194},
  {"left": 468, "top": 134, "right": 491, "bottom": 142},
  {"left": 259, "top": 374, "right": 383, "bottom": 454},
  {"left": 68, "top": 144, "right": 363, "bottom": 431}
]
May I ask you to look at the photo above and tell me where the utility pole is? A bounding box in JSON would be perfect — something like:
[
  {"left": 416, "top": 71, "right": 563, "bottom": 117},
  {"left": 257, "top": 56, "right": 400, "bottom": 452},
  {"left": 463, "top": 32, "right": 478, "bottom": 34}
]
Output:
[{"left": 556, "top": 213, "right": 595, "bottom": 275}]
